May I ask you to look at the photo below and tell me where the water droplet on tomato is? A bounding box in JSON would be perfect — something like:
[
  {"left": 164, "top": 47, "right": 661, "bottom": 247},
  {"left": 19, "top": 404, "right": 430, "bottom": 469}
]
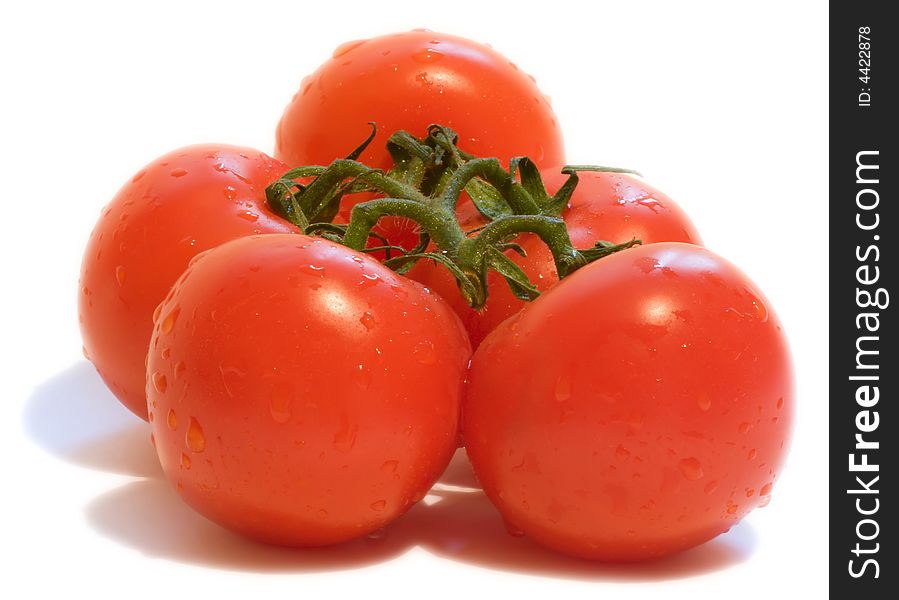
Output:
[
  {"left": 167, "top": 408, "right": 178, "bottom": 430},
  {"left": 302, "top": 264, "right": 326, "bottom": 277},
  {"left": 678, "top": 457, "right": 704, "bottom": 480},
  {"left": 359, "top": 311, "right": 377, "bottom": 331},
  {"left": 726, "top": 500, "right": 739, "bottom": 514},
  {"left": 615, "top": 444, "right": 630, "bottom": 462},
  {"left": 412, "top": 48, "right": 443, "bottom": 63},
  {"left": 214, "top": 162, "right": 250, "bottom": 183},
  {"left": 553, "top": 373, "right": 572, "bottom": 402},
  {"left": 170, "top": 167, "right": 188, "bottom": 178},
  {"left": 745, "top": 487, "right": 755, "bottom": 497},
  {"left": 704, "top": 480, "right": 719, "bottom": 495},
  {"left": 381, "top": 460, "right": 398, "bottom": 474},
  {"left": 741, "top": 288, "right": 769, "bottom": 322},
  {"left": 760, "top": 482, "right": 773, "bottom": 497},
  {"left": 114, "top": 265, "right": 127, "bottom": 287},
  {"left": 132, "top": 170, "right": 146, "bottom": 183},
  {"left": 223, "top": 185, "right": 237, "bottom": 200},
  {"left": 724, "top": 307, "right": 755, "bottom": 321},
  {"left": 413, "top": 340, "right": 437, "bottom": 365},
  {"left": 747, "top": 448, "right": 757, "bottom": 460},
  {"left": 738, "top": 421, "right": 751, "bottom": 434},
  {"left": 353, "top": 364, "right": 371, "bottom": 390},
  {"left": 332, "top": 39, "right": 367, "bottom": 58},
  {"left": 237, "top": 210, "right": 259, "bottom": 222},
  {"left": 180, "top": 452, "right": 191, "bottom": 469},
  {"left": 161, "top": 307, "right": 180, "bottom": 334},
  {"left": 173, "top": 360, "right": 186, "bottom": 381},
  {"left": 151, "top": 371, "right": 168, "bottom": 394},
  {"left": 696, "top": 392, "right": 712, "bottom": 411},
  {"left": 637, "top": 197, "right": 661, "bottom": 212},
  {"left": 503, "top": 519, "right": 526, "bottom": 537},
  {"left": 186, "top": 417, "right": 206, "bottom": 452},
  {"left": 370, "top": 499, "right": 387, "bottom": 511},
  {"left": 270, "top": 393, "right": 292, "bottom": 423},
  {"left": 358, "top": 272, "right": 382, "bottom": 288},
  {"left": 776, "top": 397, "right": 784, "bottom": 410},
  {"left": 317, "top": 509, "right": 329, "bottom": 519},
  {"left": 333, "top": 417, "right": 358, "bottom": 452}
]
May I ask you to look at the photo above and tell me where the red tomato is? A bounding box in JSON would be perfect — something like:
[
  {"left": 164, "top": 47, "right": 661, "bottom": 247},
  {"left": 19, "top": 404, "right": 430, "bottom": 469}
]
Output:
[
  {"left": 409, "top": 170, "right": 702, "bottom": 348},
  {"left": 147, "top": 234, "right": 470, "bottom": 546},
  {"left": 79, "top": 145, "right": 297, "bottom": 420},
  {"left": 275, "top": 30, "right": 564, "bottom": 172},
  {"left": 463, "top": 242, "right": 793, "bottom": 560}
]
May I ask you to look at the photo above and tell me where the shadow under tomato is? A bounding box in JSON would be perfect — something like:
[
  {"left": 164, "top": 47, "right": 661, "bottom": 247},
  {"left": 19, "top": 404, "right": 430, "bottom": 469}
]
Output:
[
  {"left": 390, "top": 453, "right": 759, "bottom": 582},
  {"left": 84, "top": 477, "right": 419, "bottom": 572},
  {"left": 30, "top": 362, "right": 757, "bottom": 579},
  {"left": 22, "top": 361, "right": 161, "bottom": 478}
]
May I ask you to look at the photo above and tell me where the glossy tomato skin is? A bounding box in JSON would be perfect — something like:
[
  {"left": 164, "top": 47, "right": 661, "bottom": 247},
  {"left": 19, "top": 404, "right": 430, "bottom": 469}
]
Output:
[
  {"left": 275, "top": 30, "right": 564, "bottom": 171},
  {"left": 409, "top": 171, "right": 702, "bottom": 348},
  {"left": 147, "top": 234, "right": 470, "bottom": 546},
  {"left": 463, "top": 243, "right": 793, "bottom": 561},
  {"left": 79, "top": 145, "right": 297, "bottom": 420}
]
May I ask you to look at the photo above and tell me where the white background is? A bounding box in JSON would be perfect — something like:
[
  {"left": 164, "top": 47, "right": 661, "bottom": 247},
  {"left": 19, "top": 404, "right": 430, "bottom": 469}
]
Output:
[{"left": 0, "top": 1, "right": 828, "bottom": 598}]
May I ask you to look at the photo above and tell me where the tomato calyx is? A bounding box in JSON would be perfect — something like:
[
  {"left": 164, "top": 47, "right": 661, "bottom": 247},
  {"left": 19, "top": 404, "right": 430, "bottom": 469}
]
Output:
[{"left": 264, "top": 125, "right": 641, "bottom": 309}]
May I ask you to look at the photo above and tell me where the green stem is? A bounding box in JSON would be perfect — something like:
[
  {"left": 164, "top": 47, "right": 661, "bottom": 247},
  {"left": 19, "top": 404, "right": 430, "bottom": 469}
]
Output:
[
  {"left": 461, "top": 215, "right": 586, "bottom": 278},
  {"left": 266, "top": 125, "right": 647, "bottom": 311},
  {"left": 437, "top": 158, "right": 540, "bottom": 214},
  {"left": 343, "top": 198, "right": 465, "bottom": 252},
  {"left": 299, "top": 159, "right": 427, "bottom": 218}
]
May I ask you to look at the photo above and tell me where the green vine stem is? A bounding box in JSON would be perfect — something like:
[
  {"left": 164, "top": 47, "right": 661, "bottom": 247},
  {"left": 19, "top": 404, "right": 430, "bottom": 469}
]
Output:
[
  {"left": 343, "top": 198, "right": 465, "bottom": 252},
  {"left": 265, "top": 124, "right": 643, "bottom": 309},
  {"left": 437, "top": 158, "right": 540, "bottom": 215}
]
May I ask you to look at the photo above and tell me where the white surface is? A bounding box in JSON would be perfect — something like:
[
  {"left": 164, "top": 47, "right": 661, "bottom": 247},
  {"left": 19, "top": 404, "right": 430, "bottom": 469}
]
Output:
[{"left": 0, "top": 1, "right": 828, "bottom": 598}]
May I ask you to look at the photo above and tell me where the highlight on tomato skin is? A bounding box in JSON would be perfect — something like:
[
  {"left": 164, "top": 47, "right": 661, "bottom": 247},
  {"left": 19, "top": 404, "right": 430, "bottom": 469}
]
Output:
[
  {"left": 275, "top": 29, "right": 565, "bottom": 173},
  {"left": 78, "top": 145, "right": 299, "bottom": 421},
  {"left": 408, "top": 170, "right": 703, "bottom": 349},
  {"left": 146, "top": 234, "right": 471, "bottom": 546},
  {"left": 462, "top": 242, "right": 793, "bottom": 561}
]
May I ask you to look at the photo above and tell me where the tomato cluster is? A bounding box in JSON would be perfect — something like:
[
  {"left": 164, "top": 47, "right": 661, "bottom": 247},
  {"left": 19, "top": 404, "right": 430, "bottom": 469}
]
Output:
[{"left": 79, "top": 30, "right": 792, "bottom": 561}]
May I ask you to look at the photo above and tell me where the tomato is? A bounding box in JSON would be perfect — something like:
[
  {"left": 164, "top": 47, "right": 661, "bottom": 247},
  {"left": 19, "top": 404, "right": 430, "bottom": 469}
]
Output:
[
  {"left": 409, "top": 170, "right": 702, "bottom": 348},
  {"left": 79, "top": 145, "right": 297, "bottom": 420},
  {"left": 147, "top": 234, "right": 470, "bottom": 546},
  {"left": 275, "top": 30, "right": 564, "bottom": 172},
  {"left": 463, "top": 242, "right": 793, "bottom": 561}
]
